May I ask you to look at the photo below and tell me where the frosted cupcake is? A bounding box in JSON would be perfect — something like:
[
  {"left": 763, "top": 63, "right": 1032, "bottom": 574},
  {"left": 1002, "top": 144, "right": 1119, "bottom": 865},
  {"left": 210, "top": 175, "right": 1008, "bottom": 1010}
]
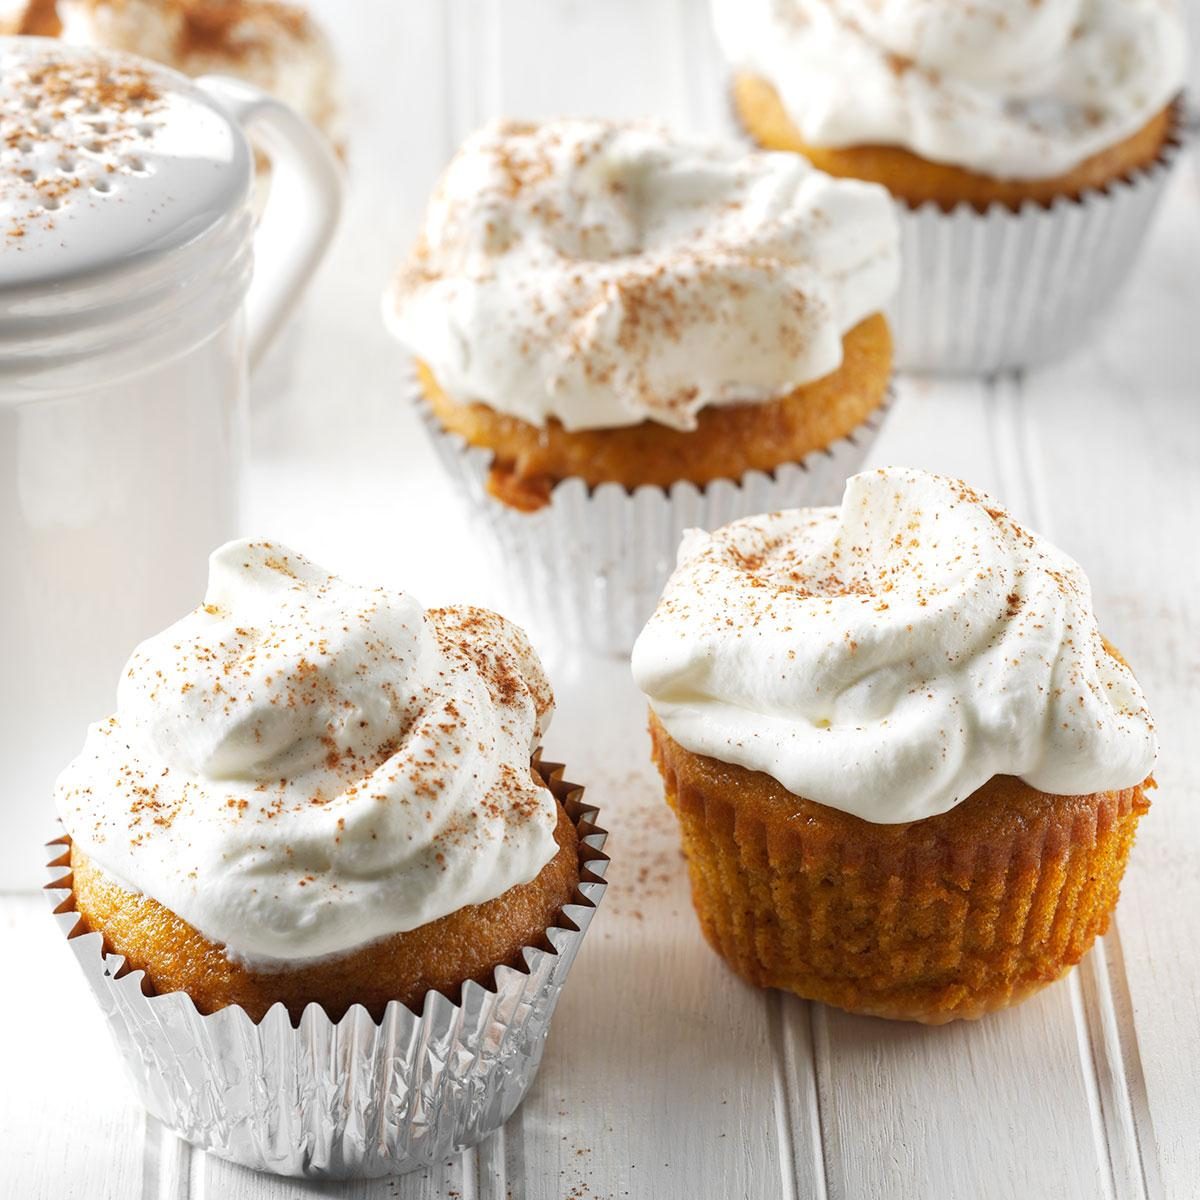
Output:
[
  {"left": 51, "top": 0, "right": 343, "bottom": 151},
  {"left": 48, "top": 539, "right": 607, "bottom": 1177},
  {"left": 386, "top": 118, "right": 899, "bottom": 653},
  {"left": 714, "top": 0, "right": 1188, "bottom": 372},
  {"left": 632, "top": 468, "right": 1156, "bottom": 1023}
]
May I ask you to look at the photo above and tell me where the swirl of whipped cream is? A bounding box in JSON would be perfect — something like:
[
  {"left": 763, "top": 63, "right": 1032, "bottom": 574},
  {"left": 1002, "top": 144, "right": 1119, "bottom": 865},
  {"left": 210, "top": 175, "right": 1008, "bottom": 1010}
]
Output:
[
  {"left": 56, "top": 0, "right": 343, "bottom": 143},
  {"left": 386, "top": 118, "right": 898, "bottom": 432},
  {"left": 632, "top": 468, "right": 1157, "bottom": 823},
  {"left": 712, "top": 0, "right": 1186, "bottom": 180},
  {"left": 55, "top": 540, "right": 560, "bottom": 964}
]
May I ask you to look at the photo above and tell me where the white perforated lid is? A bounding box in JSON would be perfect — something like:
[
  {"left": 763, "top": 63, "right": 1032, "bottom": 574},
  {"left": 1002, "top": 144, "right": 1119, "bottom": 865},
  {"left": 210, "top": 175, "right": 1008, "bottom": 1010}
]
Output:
[
  {"left": 1, "top": 37, "right": 253, "bottom": 287},
  {"left": 0, "top": 37, "right": 256, "bottom": 386}
]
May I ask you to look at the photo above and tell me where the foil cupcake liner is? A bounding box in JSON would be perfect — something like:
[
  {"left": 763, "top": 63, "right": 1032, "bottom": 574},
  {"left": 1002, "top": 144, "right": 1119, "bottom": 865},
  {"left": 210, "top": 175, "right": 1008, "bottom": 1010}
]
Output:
[
  {"left": 729, "top": 83, "right": 1190, "bottom": 375},
  {"left": 416, "top": 389, "right": 891, "bottom": 657},
  {"left": 45, "top": 759, "right": 608, "bottom": 1179},
  {"left": 889, "top": 123, "right": 1187, "bottom": 374}
]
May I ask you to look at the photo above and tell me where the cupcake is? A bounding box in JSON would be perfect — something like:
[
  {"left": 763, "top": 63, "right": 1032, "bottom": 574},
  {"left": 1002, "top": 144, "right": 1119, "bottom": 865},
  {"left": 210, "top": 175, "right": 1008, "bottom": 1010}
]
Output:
[
  {"left": 48, "top": 539, "right": 607, "bottom": 1177},
  {"left": 385, "top": 118, "right": 899, "bottom": 653},
  {"left": 632, "top": 467, "right": 1156, "bottom": 1023},
  {"left": 714, "top": 0, "right": 1188, "bottom": 372},
  {"left": 50, "top": 0, "right": 344, "bottom": 152}
]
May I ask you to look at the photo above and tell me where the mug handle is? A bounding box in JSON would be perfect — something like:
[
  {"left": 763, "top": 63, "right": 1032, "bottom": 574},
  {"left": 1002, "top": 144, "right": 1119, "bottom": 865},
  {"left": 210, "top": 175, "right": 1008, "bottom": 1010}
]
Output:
[{"left": 196, "top": 75, "right": 343, "bottom": 369}]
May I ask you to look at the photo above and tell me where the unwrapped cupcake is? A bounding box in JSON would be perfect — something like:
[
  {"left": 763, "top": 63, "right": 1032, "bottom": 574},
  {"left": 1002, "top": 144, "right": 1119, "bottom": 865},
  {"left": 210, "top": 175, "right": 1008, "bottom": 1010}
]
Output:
[
  {"left": 48, "top": 539, "right": 607, "bottom": 1178},
  {"left": 632, "top": 467, "right": 1156, "bottom": 1023},
  {"left": 714, "top": 0, "right": 1188, "bottom": 372},
  {"left": 386, "top": 118, "right": 899, "bottom": 653}
]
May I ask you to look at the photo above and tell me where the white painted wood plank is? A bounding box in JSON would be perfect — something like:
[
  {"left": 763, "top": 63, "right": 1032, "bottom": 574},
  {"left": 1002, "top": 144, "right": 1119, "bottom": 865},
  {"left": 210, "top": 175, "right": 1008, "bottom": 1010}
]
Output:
[
  {"left": 141, "top": 1119, "right": 192, "bottom": 1200},
  {"left": 0, "top": 896, "right": 147, "bottom": 1200},
  {"left": 484, "top": 0, "right": 693, "bottom": 129},
  {"left": 517, "top": 651, "right": 796, "bottom": 1200},
  {"left": 989, "top": 373, "right": 1162, "bottom": 1200},
  {"left": 865, "top": 377, "right": 999, "bottom": 487},
  {"left": 1074, "top": 935, "right": 1163, "bottom": 1200},
  {"left": 770, "top": 994, "right": 830, "bottom": 1200},
  {"left": 247, "top": 0, "right": 506, "bottom": 616},
  {"left": 1001, "top": 169, "right": 1200, "bottom": 1199},
  {"left": 817, "top": 989, "right": 1115, "bottom": 1200}
]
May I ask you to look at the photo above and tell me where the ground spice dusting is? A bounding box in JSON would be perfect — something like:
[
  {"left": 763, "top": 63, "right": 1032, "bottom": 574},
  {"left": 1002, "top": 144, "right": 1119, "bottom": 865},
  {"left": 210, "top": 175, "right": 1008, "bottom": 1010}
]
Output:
[
  {"left": 1, "top": 50, "right": 163, "bottom": 241},
  {"left": 21, "top": 0, "right": 313, "bottom": 61},
  {"left": 394, "top": 117, "right": 886, "bottom": 431},
  {"left": 172, "top": 0, "right": 311, "bottom": 60}
]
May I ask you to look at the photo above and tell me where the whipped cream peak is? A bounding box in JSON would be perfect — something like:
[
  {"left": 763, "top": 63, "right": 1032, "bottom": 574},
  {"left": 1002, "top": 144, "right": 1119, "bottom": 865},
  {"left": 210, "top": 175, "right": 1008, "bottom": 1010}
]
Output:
[
  {"left": 714, "top": 0, "right": 1186, "bottom": 180},
  {"left": 56, "top": 540, "right": 560, "bottom": 963},
  {"left": 633, "top": 468, "right": 1157, "bottom": 823},
  {"left": 119, "top": 542, "right": 434, "bottom": 785},
  {"left": 387, "top": 117, "right": 898, "bottom": 432}
]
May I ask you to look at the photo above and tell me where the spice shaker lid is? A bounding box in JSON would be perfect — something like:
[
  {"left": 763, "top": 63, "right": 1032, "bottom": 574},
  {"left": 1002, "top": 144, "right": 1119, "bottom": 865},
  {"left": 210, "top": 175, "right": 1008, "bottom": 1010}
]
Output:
[{"left": 0, "top": 37, "right": 255, "bottom": 384}]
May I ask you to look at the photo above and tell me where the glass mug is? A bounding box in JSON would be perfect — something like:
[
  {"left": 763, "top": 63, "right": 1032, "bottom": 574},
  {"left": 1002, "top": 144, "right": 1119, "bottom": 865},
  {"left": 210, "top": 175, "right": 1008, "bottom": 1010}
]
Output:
[{"left": 0, "top": 39, "right": 341, "bottom": 886}]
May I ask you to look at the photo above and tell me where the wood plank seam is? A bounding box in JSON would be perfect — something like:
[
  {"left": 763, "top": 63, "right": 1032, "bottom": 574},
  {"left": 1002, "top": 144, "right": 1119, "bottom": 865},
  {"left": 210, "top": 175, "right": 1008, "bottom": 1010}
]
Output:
[
  {"left": 1076, "top": 936, "right": 1165, "bottom": 1200},
  {"left": 140, "top": 1114, "right": 164, "bottom": 1200},
  {"left": 188, "top": 1133, "right": 207, "bottom": 1200},
  {"left": 808, "top": 1001, "right": 835, "bottom": 1200},
  {"left": 1069, "top": 967, "right": 1122, "bottom": 1200},
  {"left": 500, "top": 1095, "right": 524, "bottom": 1200},
  {"left": 767, "top": 991, "right": 802, "bottom": 1200},
  {"left": 1093, "top": 926, "right": 1165, "bottom": 1200},
  {"left": 140, "top": 1113, "right": 194, "bottom": 1200},
  {"left": 478, "top": 1121, "right": 506, "bottom": 1200},
  {"left": 458, "top": 1142, "right": 480, "bottom": 1200}
]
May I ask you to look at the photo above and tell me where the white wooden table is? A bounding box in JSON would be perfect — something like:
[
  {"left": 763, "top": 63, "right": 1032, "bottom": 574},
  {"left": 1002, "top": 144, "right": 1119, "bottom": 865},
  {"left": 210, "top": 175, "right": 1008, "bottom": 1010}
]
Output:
[{"left": 4, "top": 3, "right": 1199, "bottom": 1196}]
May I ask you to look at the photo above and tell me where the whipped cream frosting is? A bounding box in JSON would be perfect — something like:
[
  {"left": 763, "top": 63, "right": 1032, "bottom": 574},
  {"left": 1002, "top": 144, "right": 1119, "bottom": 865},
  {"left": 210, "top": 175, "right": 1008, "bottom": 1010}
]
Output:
[
  {"left": 387, "top": 118, "right": 898, "bottom": 432},
  {"left": 632, "top": 468, "right": 1157, "bottom": 823},
  {"left": 713, "top": 0, "right": 1186, "bottom": 181},
  {"left": 55, "top": 540, "right": 561, "bottom": 964},
  {"left": 56, "top": 0, "right": 343, "bottom": 142}
]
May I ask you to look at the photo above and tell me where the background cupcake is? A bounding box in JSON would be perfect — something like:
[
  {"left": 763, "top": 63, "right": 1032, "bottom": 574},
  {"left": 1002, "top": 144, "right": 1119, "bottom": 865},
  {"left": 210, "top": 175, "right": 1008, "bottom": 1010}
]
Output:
[
  {"left": 50, "top": 0, "right": 344, "bottom": 152},
  {"left": 385, "top": 117, "right": 899, "bottom": 654},
  {"left": 49, "top": 538, "right": 607, "bottom": 1177},
  {"left": 713, "top": 0, "right": 1188, "bottom": 373},
  {"left": 632, "top": 467, "right": 1157, "bottom": 1023},
  {"left": 40, "top": 0, "right": 347, "bottom": 401}
]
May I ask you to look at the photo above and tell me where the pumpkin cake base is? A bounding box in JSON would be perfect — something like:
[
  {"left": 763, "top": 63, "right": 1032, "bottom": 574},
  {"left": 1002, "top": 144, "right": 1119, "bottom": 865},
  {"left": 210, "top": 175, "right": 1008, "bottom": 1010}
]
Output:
[
  {"left": 417, "top": 312, "right": 892, "bottom": 512},
  {"left": 731, "top": 73, "right": 1176, "bottom": 212},
  {"left": 649, "top": 713, "right": 1150, "bottom": 1023},
  {"left": 69, "top": 795, "right": 581, "bottom": 1023}
]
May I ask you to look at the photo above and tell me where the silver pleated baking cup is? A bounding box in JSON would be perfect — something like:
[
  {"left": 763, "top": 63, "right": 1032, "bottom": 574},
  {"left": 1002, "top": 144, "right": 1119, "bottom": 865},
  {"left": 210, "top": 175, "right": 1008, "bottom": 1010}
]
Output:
[
  {"left": 46, "top": 760, "right": 608, "bottom": 1180},
  {"left": 728, "top": 86, "right": 1190, "bottom": 375},
  {"left": 889, "top": 123, "right": 1187, "bottom": 374},
  {"left": 417, "top": 392, "right": 890, "bottom": 657}
]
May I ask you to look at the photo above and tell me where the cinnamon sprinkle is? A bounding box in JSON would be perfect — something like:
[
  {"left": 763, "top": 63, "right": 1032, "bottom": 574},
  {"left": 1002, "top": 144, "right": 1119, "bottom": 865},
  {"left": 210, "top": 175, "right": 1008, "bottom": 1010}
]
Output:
[{"left": 1, "top": 50, "right": 163, "bottom": 241}]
